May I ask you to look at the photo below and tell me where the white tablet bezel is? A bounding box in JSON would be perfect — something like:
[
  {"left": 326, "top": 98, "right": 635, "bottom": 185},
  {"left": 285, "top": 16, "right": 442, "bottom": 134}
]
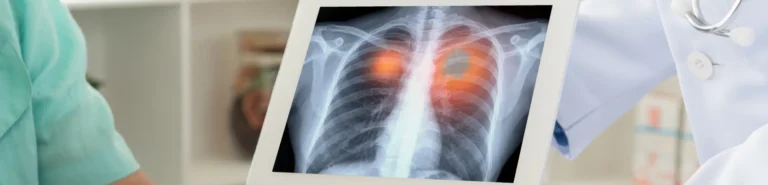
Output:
[{"left": 247, "top": 0, "right": 579, "bottom": 184}]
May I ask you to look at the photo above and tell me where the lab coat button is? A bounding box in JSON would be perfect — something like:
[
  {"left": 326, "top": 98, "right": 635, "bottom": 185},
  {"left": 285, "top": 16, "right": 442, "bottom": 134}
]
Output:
[{"left": 687, "top": 51, "right": 714, "bottom": 80}]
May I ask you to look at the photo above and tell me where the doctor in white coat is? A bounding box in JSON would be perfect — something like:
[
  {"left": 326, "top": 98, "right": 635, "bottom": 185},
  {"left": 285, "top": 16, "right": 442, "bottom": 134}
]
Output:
[{"left": 553, "top": 0, "right": 768, "bottom": 184}]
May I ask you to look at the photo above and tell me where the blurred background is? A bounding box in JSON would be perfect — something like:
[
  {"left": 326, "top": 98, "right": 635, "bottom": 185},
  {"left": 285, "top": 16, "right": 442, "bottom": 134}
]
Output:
[{"left": 66, "top": 0, "right": 696, "bottom": 185}]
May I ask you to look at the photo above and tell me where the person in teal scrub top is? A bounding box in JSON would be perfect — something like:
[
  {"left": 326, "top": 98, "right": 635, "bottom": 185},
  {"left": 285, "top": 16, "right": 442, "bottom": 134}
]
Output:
[{"left": 0, "top": 1, "right": 153, "bottom": 185}]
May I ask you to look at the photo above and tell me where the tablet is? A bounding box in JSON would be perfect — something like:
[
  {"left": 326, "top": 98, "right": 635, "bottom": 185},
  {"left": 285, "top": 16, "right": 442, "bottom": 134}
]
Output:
[{"left": 247, "top": 0, "right": 578, "bottom": 184}]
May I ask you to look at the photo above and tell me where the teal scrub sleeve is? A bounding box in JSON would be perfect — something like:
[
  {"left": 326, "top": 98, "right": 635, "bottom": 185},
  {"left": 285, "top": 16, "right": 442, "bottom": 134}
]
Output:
[
  {"left": 551, "top": 1, "right": 676, "bottom": 159},
  {"left": 2, "top": 0, "right": 141, "bottom": 184},
  {"left": 34, "top": 80, "right": 141, "bottom": 185}
]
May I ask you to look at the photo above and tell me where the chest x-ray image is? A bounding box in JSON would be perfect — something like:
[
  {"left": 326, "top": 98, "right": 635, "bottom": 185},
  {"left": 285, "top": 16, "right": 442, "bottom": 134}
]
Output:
[{"left": 272, "top": 6, "right": 551, "bottom": 183}]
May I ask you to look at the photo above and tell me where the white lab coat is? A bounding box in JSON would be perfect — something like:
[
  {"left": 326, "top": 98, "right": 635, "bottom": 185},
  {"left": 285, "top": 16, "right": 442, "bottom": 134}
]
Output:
[{"left": 554, "top": 0, "right": 768, "bottom": 184}]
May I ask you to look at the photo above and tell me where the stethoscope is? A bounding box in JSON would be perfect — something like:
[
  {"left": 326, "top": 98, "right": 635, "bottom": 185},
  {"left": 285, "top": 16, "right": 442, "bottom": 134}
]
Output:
[
  {"left": 683, "top": 0, "right": 752, "bottom": 80},
  {"left": 684, "top": 0, "right": 742, "bottom": 37}
]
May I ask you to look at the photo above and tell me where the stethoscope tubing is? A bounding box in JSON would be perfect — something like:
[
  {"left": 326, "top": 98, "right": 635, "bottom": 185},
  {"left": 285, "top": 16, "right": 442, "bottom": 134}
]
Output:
[{"left": 684, "top": 0, "right": 743, "bottom": 37}]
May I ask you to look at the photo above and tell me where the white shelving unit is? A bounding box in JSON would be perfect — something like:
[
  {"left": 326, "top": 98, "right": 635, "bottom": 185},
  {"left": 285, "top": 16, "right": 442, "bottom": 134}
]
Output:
[{"left": 67, "top": 0, "right": 298, "bottom": 184}]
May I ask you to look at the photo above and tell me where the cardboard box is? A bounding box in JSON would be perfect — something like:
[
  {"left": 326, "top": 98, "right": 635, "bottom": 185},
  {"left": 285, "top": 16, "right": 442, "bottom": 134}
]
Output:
[
  {"left": 635, "top": 92, "right": 684, "bottom": 131},
  {"left": 633, "top": 134, "right": 679, "bottom": 185},
  {"left": 633, "top": 92, "right": 684, "bottom": 185}
]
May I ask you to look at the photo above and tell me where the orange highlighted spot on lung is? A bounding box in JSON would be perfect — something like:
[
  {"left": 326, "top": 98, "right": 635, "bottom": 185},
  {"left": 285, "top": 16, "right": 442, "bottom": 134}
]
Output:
[
  {"left": 432, "top": 46, "right": 493, "bottom": 95},
  {"left": 429, "top": 27, "right": 497, "bottom": 121},
  {"left": 431, "top": 26, "right": 496, "bottom": 105},
  {"left": 370, "top": 49, "right": 406, "bottom": 83}
]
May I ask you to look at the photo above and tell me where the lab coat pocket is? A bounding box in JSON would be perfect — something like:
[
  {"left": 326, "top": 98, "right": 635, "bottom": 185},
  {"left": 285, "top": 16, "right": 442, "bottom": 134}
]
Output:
[{"left": 0, "top": 41, "right": 32, "bottom": 139}]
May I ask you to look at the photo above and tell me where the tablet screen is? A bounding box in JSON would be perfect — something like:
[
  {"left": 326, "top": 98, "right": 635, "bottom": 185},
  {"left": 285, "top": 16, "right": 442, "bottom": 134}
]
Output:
[{"left": 272, "top": 5, "right": 551, "bottom": 183}]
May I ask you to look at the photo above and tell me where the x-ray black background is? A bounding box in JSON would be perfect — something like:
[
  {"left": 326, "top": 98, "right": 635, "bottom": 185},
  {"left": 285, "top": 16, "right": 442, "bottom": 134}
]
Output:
[{"left": 270, "top": 6, "right": 552, "bottom": 183}]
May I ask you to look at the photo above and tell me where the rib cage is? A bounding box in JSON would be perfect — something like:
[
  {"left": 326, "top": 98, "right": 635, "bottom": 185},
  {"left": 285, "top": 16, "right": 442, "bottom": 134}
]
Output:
[
  {"left": 431, "top": 25, "right": 499, "bottom": 181},
  {"left": 305, "top": 27, "right": 413, "bottom": 174},
  {"left": 291, "top": 6, "right": 549, "bottom": 182}
]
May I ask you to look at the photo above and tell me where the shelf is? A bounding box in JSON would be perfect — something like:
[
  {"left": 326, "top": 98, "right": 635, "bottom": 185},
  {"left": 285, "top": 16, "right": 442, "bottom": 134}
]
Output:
[
  {"left": 547, "top": 179, "right": 632, "bottom": 185},
  {"left": 63, "top": 0, "right": 281, "bottom": 10},
  {"left": 187, "top": 0, "right": 260, "bottom": 5},
  {"left": 188, "top": 160, "right": 252, "bottom": 185},
  {"left": 64, "top": 0, "right": 182, "bottom": 10}
]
